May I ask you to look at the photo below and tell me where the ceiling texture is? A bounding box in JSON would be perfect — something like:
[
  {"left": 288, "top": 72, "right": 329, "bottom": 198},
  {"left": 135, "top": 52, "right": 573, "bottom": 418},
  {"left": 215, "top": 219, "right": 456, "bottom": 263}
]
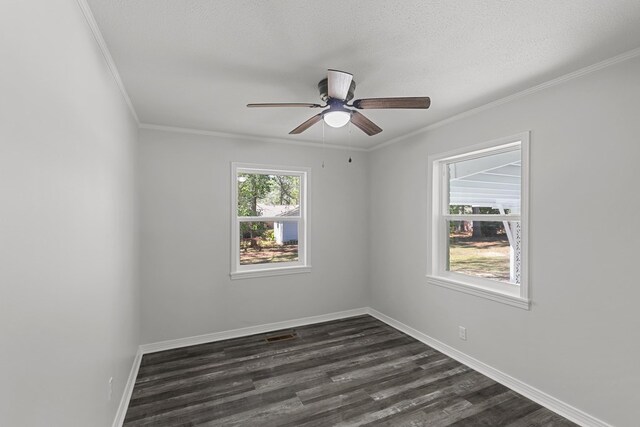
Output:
[{"left": 86, "top": 0, "right": 640, "bottom": 149}]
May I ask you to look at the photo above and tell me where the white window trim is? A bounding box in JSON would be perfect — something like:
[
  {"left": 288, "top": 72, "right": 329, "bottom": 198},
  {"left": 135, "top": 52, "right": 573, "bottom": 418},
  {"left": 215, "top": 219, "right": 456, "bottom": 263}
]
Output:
[
  {"left": 426, "top": 132, "right": 530, "bottom": 310},
  {"left": 230, "top": 162, "right": 311, "bottom": 280}
]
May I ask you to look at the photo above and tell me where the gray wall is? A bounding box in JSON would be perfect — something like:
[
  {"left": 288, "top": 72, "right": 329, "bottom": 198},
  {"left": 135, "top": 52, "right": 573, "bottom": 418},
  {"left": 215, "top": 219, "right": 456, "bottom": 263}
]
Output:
[
  {"left": 0, "top": 1, "right": 140, "bottom": 426},
  {"left": 3, "top": 3, "right": 637, "bottom": 425},
  {"left": 369, "top": 56, "right": 640, "bottom": 427},
  {"left": 138, "top": 129, "right": 370, "bottom": 343}
]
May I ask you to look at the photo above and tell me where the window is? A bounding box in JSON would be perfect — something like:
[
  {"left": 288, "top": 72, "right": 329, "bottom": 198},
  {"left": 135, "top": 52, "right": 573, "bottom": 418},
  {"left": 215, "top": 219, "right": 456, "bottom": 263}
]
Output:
[
  {"left": 230, "top": 163, "right": 310, "bottom": 279},
  {"left": 427, "top": 133, "right": 529, "bottom": 309}
]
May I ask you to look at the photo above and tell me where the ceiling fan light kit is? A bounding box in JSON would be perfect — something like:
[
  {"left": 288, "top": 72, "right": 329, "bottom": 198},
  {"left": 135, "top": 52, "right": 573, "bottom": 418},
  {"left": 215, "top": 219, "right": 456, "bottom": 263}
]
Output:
[
  {"left": 323, "top": 110, "right": 351, "bottom": 128},
  {"left": 248, "top": 69, "right": 430, "bottom": 137}
]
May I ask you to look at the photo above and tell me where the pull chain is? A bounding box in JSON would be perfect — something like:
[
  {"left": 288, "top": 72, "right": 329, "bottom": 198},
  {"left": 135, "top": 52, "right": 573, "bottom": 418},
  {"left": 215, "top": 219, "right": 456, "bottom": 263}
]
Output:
[
  {"left": 348, "top": 120, "right": 353, "bottom": 163},
  {"left": 322, "top": 119, "right": 326, "bottom": 168}
]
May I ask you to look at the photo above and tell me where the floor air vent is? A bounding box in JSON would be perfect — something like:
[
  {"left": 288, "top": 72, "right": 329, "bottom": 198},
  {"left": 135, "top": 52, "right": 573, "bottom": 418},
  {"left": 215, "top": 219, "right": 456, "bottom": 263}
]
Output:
[{"left": 265, "top": 331, "right": 297, "bottom": 343}]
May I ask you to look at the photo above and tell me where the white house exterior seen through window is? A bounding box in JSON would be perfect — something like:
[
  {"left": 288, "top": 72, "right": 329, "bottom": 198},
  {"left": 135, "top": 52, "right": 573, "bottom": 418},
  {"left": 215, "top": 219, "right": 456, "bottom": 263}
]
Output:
[
  {"left": 427, "top": 133, "right": 530, "bottom": 309},
  {"left": 231, "top": 163, "right": 310, "bottom": 279}
]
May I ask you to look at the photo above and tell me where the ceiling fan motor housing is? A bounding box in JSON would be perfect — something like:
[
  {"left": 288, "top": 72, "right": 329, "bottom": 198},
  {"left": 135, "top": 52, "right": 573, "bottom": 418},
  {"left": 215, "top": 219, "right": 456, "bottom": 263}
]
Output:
[
  {"left": 325, "top": 98, "right": 352, "bottom": 112},
  {"left": 318, "top": 78, "right": 357, "bottom": 102}
]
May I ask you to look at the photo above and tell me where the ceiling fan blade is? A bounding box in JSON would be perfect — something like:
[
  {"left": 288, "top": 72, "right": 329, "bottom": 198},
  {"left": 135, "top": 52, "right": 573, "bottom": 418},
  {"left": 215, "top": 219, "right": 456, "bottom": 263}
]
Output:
[
  {"left": 327, "top": 69, "right": 353, "bottom": 101},
  {"left": 289, "top": 113, "right": 323, "bottom": 134},
  {"left": 353, "top": 97, "right": 431, "bottom": 109},
  {"left": 350, "top": 111, "right": 382, "bottom": 136},
  {"left": 247, "top": 103, "right": 322, "bottom": 108}
]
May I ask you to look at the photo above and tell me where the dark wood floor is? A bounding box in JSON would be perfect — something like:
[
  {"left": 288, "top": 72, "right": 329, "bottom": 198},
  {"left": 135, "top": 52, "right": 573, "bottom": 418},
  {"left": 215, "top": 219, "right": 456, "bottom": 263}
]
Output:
[{"left": 124, "top": 315, "right": 577, "bottom": 426}]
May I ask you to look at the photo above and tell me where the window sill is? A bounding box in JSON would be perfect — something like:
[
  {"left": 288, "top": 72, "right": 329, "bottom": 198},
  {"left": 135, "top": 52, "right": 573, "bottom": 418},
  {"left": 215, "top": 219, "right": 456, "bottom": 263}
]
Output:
[
  {"left": 230, "top": 265, "right": 312, "bottom": 280},
  {"left": 426, "top": 275, "right": 530, "bottom": 310}
]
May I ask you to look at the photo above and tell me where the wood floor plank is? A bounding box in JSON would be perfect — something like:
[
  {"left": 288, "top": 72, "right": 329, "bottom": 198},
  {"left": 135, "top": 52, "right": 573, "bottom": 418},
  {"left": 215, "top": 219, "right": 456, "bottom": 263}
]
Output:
[
  {"left": 419, "top": 390, "right": 519, "bottom": 426},
  {"left": 331, "top": 371, "right": 496, "bottom": 425},
  {"left": 136, "top": 329, "right": 402, "bottom": 387},
  {"left": 128, "top": 375, "right": 327, "bottom": 426},
  {"left": 124, "top": 378, "right": 255, "bottom": 422},
  {"left": 217, "top": 390, "right": 373, "bottom": 427},
  {"left": 252, "top": 342, "right": 423, "bottom": 391},
  {"left": 197, "top": 396, "right": 305, "bottom": 427},
  {"left": 369, "top": 365, "right": 469, "bottom": 401},
  {"left": 505, "top": 407, "right": 578, "bottom": 427},
  {"left": 123, "top": 315, "right": 577, "bottom": 427},
  {"left": 297, "top": 358, "right": 430, "bottom": 404},
  {"left": 448, "top": 393, "right": 542, "bottom": 426},
  {"left": 360, "top": 376, "right": 500, "bottom": 427}
]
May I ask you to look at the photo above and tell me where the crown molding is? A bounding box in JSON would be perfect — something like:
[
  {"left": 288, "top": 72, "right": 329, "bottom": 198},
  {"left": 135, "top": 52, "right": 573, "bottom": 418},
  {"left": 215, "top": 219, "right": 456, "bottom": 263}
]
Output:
[
  {"left": 73, "top": 1, "right": 640, "bottom": 153},
  {"left": 370, "top": 46, "right": 640, "bottom": 152},
  {"left": 139, "top": 123, "right": 369, "bottom": 152},
  {"left": 76, "top": 0, "right": 140, "bottom": 124}
]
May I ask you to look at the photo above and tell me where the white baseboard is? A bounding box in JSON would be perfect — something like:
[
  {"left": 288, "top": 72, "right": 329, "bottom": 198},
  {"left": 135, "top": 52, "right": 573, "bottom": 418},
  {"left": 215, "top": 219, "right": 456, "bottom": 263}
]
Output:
[
  {"left": 139, "top": 307, "right": 369, "bottom": 354},
  {"left": 113, "top": 306, "right": 611, "bottom": 427},
  {"left": 366, "top": 308, "right": 611, "bottom": 427},
  {"left": 112, "top": 347, "right": 142, "bottom": 427},
  {"left": 113, "top": 307, "right": 368, "bottom": 426}
]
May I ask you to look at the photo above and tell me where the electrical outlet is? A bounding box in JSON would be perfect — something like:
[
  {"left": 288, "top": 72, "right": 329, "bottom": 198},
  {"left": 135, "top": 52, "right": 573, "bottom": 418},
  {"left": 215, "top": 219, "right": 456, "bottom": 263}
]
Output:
[
  {"left": 108, "top": 377, "right": 113, "bottom": 401},
  {"left": 458, "top": 326, "right": 467, "bottom": 341}
]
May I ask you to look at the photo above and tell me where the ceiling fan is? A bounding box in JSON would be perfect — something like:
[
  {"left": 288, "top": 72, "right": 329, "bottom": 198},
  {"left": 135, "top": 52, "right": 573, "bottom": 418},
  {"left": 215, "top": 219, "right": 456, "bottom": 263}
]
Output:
[{"left": 247, "top": 69, "right": 430, "bottom": 136}]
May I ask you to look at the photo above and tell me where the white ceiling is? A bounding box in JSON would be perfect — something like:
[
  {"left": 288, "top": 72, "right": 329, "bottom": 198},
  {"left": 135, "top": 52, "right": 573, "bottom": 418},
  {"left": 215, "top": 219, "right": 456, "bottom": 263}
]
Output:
[{"left": 86, "top": 0, "right": 640, "bottom": 149}]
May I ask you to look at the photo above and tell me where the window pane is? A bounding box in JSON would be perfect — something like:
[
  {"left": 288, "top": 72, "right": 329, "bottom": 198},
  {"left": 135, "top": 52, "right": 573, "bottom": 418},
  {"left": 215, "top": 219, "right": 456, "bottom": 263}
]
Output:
[
  {"left": 237, "top": 173, "right": 300, "bottom": 217},
  {"left": 448, "top": 149, "right": 521, "bottom": 214},
  {"left": 239, "top": 221, "right": 299, "bottom": 265},
  {"left": 448, "top": 220, "right": 521, "bottom": 284}
]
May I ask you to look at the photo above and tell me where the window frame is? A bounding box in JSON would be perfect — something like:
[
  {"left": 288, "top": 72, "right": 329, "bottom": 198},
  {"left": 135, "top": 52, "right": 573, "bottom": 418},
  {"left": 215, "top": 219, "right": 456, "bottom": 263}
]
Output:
[
  {"left": 426, "top": 133, "right": 530, "bottom": 309},
  {"left": 230, "top": 162, "right": 311, "bottom": 280}
]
